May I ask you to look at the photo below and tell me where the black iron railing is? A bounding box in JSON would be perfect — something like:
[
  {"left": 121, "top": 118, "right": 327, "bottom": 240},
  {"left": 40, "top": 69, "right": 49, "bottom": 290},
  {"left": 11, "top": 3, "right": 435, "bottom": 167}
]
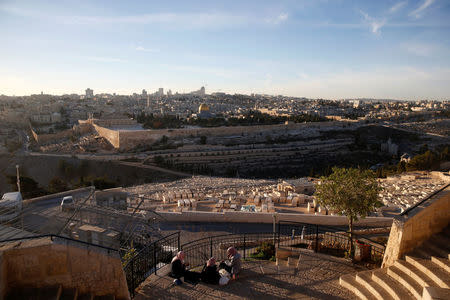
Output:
[
  {"left": 122, "top": 223, "right": 387, "bottom": 297},
  {"left": 181, "top": 232, "right": 276, "bottom": 270},
  {"left": 122, "top": 232, "right": 180, "bottom": 297},
  {"left": 277, "top": 221, "right": 386, "bottom": 263}
]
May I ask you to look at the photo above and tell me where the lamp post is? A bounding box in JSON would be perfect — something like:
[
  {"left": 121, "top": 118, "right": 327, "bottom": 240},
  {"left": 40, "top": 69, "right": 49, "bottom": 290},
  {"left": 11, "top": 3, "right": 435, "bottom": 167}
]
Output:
[{"left": 16, "top": 165, "right": 20, "bottom": 193}]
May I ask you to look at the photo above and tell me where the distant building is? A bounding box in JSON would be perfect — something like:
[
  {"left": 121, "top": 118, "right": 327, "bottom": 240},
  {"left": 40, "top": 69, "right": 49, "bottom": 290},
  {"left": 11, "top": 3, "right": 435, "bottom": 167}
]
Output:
[
  {"left": 158, "top": 88, "right": 164, "bottom": 97},
  {"left": 142, "top": 89, "right": 147, "bottom": 98},
  {"left": 85, "top": 88, "right": 94, "bottom": 99},
  {"left": 195, "top": 103, "right": 214, "bottom": 119}
]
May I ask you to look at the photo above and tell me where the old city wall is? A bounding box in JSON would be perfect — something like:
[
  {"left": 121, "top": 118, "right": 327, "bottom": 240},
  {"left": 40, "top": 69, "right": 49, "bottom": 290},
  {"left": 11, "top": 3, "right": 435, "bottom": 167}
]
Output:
[
  {"left": 92, "top": 124, "right": 120, "bottom": 149},
  {"left": 30, "top": 123, "right": 92, "bottom": 145},
  {"left": 382, "top": 185, "right": 450, "bottom": 267},
  {"left": 0, "top": 237, "right": 129, "bottom": 300},
  {"left": 97, "top": 120, "right": 353, "bottom": 150}
]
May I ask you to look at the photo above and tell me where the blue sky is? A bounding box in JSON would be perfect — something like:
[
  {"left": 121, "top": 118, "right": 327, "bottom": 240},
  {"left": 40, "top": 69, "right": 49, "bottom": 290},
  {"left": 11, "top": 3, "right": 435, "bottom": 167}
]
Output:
[{"left": 0, "top": 0, "right": 449, "bottom": 99}]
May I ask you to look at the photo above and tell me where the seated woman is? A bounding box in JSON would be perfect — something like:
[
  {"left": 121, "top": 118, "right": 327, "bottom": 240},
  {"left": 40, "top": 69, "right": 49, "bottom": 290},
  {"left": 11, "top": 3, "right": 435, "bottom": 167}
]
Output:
[
  {"left": 219, "top": 247, "right": 242, "bottom": 279},
  {"left": 170, "top": 251, "right": 200, "bottom": 284},
  {"left": 171, "top": 251, "right": 187, "bottom": 281},
  {"left": 201, "top": 257, "right": 221, "bottom": 284}
]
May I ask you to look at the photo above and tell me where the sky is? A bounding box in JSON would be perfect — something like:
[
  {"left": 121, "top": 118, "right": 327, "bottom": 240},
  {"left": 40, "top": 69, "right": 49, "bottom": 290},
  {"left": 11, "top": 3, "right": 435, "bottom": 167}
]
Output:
[{"left": 0, "top": 0, "right": 449, "bottom": 100}]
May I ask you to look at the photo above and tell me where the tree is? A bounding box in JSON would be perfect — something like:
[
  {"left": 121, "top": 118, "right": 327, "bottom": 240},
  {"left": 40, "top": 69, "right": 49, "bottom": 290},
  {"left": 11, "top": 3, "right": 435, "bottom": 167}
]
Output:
[{"left": 314, "top": 167, "right": 382, "bottom": 258}]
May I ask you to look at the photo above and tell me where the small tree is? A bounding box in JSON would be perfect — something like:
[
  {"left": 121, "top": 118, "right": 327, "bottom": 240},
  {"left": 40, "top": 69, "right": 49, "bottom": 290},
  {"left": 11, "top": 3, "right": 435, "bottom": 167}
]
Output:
[{"left": 315, "top": 167, "right": 382, "bottom": 258}]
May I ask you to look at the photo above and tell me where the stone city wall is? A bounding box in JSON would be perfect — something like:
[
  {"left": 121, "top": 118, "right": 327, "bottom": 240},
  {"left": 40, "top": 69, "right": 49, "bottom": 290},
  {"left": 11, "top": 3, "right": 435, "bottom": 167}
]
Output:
[
  {"left": 382, "top": 185, "right": 450, "bottom": 267},
  {"left": 93, "top": 120, "right": 355, "bottom": 150},
  {"left": 0, "top": 237, "right": 129, "bottom": 300},
  {"left": 92, "top": 124, "right": 120, "bottom": 149},
  {"left": 30, "top": 123, "right": 93, "bottom": 145}
]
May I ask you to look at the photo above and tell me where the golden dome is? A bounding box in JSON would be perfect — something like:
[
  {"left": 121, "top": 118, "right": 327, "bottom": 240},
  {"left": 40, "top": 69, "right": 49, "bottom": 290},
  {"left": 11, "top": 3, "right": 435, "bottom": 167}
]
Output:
[{"left": 199, "top": 104, "right": 210, "bottom": 113}]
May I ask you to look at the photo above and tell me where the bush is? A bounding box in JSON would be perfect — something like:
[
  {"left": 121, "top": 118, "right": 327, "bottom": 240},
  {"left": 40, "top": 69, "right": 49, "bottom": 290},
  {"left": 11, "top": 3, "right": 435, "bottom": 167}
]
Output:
[{"left": 250, "top": 242, "right": 275, "bottom": 260}]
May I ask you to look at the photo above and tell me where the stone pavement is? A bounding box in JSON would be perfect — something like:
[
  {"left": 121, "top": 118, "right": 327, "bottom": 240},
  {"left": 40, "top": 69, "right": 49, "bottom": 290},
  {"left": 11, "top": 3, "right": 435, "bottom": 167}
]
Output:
[{"left": 135, "top": 250, "right": 365, "bottom": 299}]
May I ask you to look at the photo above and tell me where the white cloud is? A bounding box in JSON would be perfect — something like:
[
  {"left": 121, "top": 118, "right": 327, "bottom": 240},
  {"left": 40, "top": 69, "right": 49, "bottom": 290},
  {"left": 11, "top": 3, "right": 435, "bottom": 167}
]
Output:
[
  {"left": 135, "top": 46, "right": 159, "bottom": 53},
  {"left": 389, "top": 1, "right": 408, "bottom": 14},
  {"left": 265, "top": 13, "right": 289, "bottom": 25},
  {"left": 0, "top": 6, "right": 289, "bottom": 29},
  {"left": 360, "top": 10, "right": 386, "bottom": 34},
  {"left": 409, "top": 0, "right": 435, "bottom": 18}
]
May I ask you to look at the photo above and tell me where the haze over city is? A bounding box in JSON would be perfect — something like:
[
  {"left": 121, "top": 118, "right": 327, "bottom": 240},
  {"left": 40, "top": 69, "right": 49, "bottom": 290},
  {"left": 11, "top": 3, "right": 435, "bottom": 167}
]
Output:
[{"left": 1, "top": 0, "right": 450, "bottom": 99}]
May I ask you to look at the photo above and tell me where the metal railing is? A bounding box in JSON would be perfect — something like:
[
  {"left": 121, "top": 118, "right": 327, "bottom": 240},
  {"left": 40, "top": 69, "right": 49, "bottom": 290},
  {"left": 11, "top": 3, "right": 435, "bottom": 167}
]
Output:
[
  {"left": 180, "top": 232, "right": 276, "bottom": 270},
  {"left": 277, "top": 221, "right": 386, "bottom": 263},
  {"left": 122, "top": 232, "right": 180, "bottom": 297}
]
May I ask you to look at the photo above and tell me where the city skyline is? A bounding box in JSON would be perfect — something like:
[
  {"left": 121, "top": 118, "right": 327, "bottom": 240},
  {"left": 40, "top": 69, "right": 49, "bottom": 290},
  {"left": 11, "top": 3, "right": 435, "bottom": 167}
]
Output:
[{"left": 1, "top": 0, "right": 450, "bottom": 100}]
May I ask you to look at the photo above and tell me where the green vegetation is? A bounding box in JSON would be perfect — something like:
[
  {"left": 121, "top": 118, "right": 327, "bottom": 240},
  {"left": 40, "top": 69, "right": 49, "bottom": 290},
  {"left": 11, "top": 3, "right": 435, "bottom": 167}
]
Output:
[
  {"left": 135, "top": 110, "right": 327, "bottom": 129},
  {"left": 250, "top": 242, "right": 275, "bottom": 260},
  {"left": 315, "top": 167, "right": 382, "bottom": 258}
]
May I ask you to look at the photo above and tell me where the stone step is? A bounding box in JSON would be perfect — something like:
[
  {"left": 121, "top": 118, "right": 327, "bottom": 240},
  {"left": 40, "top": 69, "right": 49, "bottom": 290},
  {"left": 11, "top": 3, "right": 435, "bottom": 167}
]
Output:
[
  {"left": 405, "top": 256, "right": 450, "bottom": 288},
  {"left": 355, "top": 271, "right": 393, "bottom": 300},
  {"left": 372, "top": 269, "right": 413, "bottom": 300},
  {"left": 394, "top": 259, "right": 435, "bottom": 288},
  {"left": 60, "top": 288, "right": 78, "bottom": 300},
  {"left": 432, "top": 256, "right": 450, "bottom": 273},
  {"left": 419, "top": 242, "right": 450, "bottom": 258},
  {"left": 387, "top": 266, "right": 422, "bottom": 300},
  {"left": 430, "top": 234, "right": 450, "bottom": 252},
  {"left": 340, "top": 274, "right": 376, "bottom": 300}
]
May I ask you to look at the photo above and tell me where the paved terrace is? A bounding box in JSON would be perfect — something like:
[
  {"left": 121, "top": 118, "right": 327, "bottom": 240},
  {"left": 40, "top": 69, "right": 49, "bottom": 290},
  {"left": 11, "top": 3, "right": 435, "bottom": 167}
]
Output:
[{"left": 135, "top": 251, "right": 365, "bottom": 299}]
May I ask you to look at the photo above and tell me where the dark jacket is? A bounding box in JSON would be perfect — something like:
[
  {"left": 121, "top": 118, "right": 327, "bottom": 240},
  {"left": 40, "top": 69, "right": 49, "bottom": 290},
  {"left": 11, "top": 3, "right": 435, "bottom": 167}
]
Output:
[
  {"left": 201, "top": 265, "right": 221, "bottom": 284},
  {"left": 171, "top": 259, "right": 185, "bottom": 279}
]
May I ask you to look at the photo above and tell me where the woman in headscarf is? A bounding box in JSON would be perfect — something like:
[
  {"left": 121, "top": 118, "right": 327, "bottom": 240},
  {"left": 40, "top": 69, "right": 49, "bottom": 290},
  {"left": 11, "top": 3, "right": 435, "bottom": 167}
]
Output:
[
  {"left": 219, "top": 247, "right": 242, "bottom": 279},
  {"left": 201, "top": 257, "right": 221, "bottom": 284},
  {"left": 170, "top": 251, "right": 200, "bottom": 284},
  {"left": 171, "top": 251, "right": 187, "bottom": 280}
]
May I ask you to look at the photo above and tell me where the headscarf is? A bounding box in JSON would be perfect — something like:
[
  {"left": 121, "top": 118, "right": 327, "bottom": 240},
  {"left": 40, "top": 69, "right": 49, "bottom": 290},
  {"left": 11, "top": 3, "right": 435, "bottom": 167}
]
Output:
[
  {"left": 227, "top": 247, "right": 237, "bottom": 258},
  {"left": 207, "top": 257, "right": 216, "bottom": 267},
  {"left": 172, "top": 250, "right": 185, "bottom": 263}
]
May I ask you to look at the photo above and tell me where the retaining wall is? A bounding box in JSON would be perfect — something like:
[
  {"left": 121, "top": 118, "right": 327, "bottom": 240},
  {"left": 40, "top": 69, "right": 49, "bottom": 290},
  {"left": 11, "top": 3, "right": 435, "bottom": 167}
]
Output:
[
  {"left": 0, "top": 237, "right": 129, "bottom": 299},
  {"left": 154, "top": 210, "right": 393, "bottom": 227},
  {"left": 382, "top": 185, "right": 450, "bottom": 267}
]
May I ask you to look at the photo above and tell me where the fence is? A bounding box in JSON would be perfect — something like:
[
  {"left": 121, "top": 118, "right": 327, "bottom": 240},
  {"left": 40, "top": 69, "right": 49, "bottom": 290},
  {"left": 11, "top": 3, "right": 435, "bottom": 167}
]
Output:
[
  {"left": 180, "top": 232, "right": 276, "bottom": 270},
  {"left": 122, "top": 232, "right": 180, "bottom": 297},
  {"left": 122, "top": 223, "right": 387, "bottom": 297},
  {"left": 277, "top": 221, "right": 385, "bottom": 263}
]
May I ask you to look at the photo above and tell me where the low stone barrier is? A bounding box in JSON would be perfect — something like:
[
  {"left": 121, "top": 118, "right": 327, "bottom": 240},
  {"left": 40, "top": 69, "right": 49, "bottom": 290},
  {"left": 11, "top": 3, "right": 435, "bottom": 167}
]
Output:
[
  {"left": 154, "top": 210, "right": 393, "bottom": 227},
  {"left": 23, "top": 186, "right": 95, "bottom": 205}
]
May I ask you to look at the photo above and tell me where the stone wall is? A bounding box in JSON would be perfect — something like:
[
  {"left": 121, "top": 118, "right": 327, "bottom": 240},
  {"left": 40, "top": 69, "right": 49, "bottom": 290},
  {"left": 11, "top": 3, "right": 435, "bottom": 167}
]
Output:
[
  {"left": 91, "top": 120, "right": 355, "bottom": 151},
  {"left": 30, "top": 124, "right": 93, "bottom": 145},
  {"left": 0, "top": 237, "right": 129, "bottom": 300},
  {"left": 382, "top": 185, "right": 450, "bottom": 267},
  {"left": 92, "top": 124, "right": 120, "bottom": 149},
  {"left": 153, "top": 210, "right": 393, "bottom": 227}
]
